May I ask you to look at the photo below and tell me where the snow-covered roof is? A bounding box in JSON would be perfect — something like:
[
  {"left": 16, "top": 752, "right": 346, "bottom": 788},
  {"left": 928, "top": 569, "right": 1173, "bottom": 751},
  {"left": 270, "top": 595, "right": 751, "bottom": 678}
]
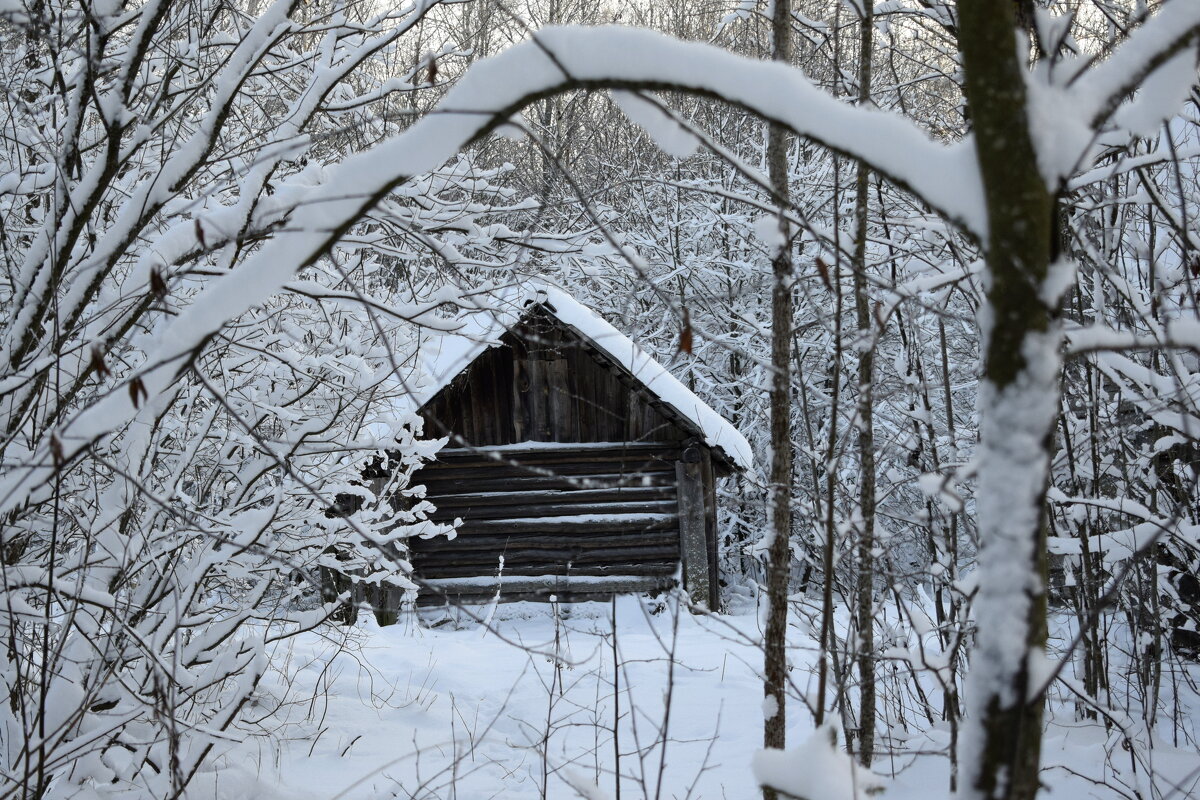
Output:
[{"left": 406, "top": 283, "right": 753, "bottom": 472}]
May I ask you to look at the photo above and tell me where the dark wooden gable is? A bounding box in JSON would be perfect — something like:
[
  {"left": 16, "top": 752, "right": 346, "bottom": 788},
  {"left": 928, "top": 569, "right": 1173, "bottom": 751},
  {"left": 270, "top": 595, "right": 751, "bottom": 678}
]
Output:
[{"left": 417, "top": 303, "right": 702, "bottom": 452}]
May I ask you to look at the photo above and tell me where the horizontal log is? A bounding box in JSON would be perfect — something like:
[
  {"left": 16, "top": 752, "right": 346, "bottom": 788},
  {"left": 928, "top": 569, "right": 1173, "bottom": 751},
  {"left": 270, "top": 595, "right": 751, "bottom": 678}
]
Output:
[
  {"left": 417, "top": 590, "right": 654, "bottom": 605},
  {"left": 411, "top": 545, "right": 680, "bottom": 569},
  {"left": 433, "top": 442, "right": 679, "bottom": 462},
  {"left": 415, "top": 562, "right": 678, "bottom": 580},
  {"left": 429, "top": 454, "right": 682, "bottom": 470},
  {"left": 415, "top": 576, "right": 674, "bottom": 605},
  {"left": 417, "top": 472, "right": 675, "bottom": 494},
  {"left": 429, "top": 485, "right": 674, "bottom": 510},
  {"left": 429, "top": 499, "right": 677, "bottom": 521},
  {"left": 409, "top": 530, "right": 680, "bottom": 553},
  {"left": 452, "top": 514, "right": 676, "bottom": 537},
  {"left": 415, "top": 460, "right": 677, "bottom": 481}
]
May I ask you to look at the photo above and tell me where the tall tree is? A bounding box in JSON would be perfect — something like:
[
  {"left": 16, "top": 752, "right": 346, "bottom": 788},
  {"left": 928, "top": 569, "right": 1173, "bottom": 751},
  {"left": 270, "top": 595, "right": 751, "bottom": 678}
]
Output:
[
  {"left": 954, "top": 3, "right": 1056, "bottom": 797},
  {"left": 762, "top": 0, "right": 795, "bottom": 797},
  {"left": 850, "top": 0, "right": 877, "bottom": 769}
]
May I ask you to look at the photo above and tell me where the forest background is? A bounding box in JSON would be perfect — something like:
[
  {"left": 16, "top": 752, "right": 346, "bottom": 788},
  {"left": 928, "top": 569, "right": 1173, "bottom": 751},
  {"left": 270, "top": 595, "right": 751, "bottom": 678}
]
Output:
[{"left": 0, "top": 1, "right": 1197, "bottom": 799}]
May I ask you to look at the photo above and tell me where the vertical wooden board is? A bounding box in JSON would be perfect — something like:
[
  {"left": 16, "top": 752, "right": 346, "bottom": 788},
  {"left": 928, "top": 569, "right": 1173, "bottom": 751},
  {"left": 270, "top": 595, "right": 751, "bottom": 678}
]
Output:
[
  {"left": 625, "top": 379, "right": 639, "bottom": 444},
  {"left": 592, "top": 357, "right": 609, "bottom": 441},
  {"left": 676, "top": 450, "right": 711, "bottom": 608},
  {"left": 568, "top": 345, "right": 588, "bottom": 441},
  {"left": 587, "top": 356, "right": 609, "bottom": 440},
  {"left": 607, "top": 366, "right": 625, "bottom": 441},
  {"left": 699, "top": 446, "right": 720, "bottom": 610},
  {"left": 485, "top": 348, "right": 503, "bottom": 444},
  {"left": 563, "top": 352, "right": 579, "bottom": 442},
  {"left": 546, "top": 356, "right": 561, "bottom": 442},
  {"left": 527, "top": 355, "right": 545, "bottom": 440},
  {"left": 641, "top": 396, "right": 660, "bottom": 442},
  {"left": 448, "top": 387, "right": 463, "bottom": 435},
  {"left": 612, "top": 368, "right": 628, "bottom": 443},
  {"left": 530, "top": 364, "right": 542, "bottom": 441},
  {"left": 485, "top": 348, "right": 501, "bottom": 444},
  {"left": 543, "top": 354, "right": 558, "bottom": 442},
  {"left": 497, "top": 345, "right": 517, "bottom": 443},
  {"left": 629, "top": 392, "right": 646, "bottom": 442},
  {"left": 512, "top": 344, "right": 531, "bottom": 442},
  {"left": 428, "top": 394, "right": 450, "bottom": 441},
  {"left": 467, "top": 362, "right": 484, "bottom": 443},
  {"left": 467, "top": 361, "right": 484, "bottom": 444},
  {"left": 574, "top": 347, "right": 594, "bottom": 439},
  {"left": 547, "top": 357, "right": 573, "bottom": 442}
]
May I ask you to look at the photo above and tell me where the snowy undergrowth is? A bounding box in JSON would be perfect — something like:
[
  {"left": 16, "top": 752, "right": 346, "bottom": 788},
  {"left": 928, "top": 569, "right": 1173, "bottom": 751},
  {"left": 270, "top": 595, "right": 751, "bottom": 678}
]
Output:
[{"left": 196, "top": 598, "right": 1199, "bottom": 800}]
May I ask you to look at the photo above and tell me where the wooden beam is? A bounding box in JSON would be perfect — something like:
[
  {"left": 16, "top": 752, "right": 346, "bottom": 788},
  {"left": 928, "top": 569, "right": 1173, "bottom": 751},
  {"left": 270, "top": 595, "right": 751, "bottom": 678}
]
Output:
[
  {"left": 409, "top": 530, "right": 680, "bottom": 554},
  {"left": 417, "top": 562, "right": 676, "bottom": 579},
  {"left": 429, "top": 500, "right": 677, "bottom": 521},
  {"left": 451, "top": 514, "right": 676, "bottom": 536},
  {"left": 416, "top": 460, "right": 677, "bottom": 479},
  {"left": 416, "top": 575, "right": 673, "bottom": 606},
  {"left": 431, "top": 485, "right": 674, "bottom": 509},
  {"left": 416, "top": 472, "right": 675, "bottom": 494},
  {"left": 411, "top": 544, "right": 680, "bottom": 568},
  {"left": 676, "top": 446, "right": 712, "bottom": 608},
  {"left": 699, "top": 445, "right": 721, "bottom": 610}
]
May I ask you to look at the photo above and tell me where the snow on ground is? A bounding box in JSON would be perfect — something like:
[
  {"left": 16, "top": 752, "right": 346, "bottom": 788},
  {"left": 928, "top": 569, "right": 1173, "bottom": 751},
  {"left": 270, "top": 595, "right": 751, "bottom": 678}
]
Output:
[{"left": 198, "top": 597, "right": 1200, "bottom": 800}]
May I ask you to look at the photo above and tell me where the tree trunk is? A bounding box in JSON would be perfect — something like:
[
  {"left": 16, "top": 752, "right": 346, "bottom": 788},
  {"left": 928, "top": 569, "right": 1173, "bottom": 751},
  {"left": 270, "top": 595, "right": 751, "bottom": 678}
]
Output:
[
  {"left": 762, "top": 0, "right": 794, "bottom": 796},
  {"left": 851, "top": 0, "right": 876, "bottom": 768},
  {"left": 957, "top": 3, "right": 1059, "bottom": 799}
]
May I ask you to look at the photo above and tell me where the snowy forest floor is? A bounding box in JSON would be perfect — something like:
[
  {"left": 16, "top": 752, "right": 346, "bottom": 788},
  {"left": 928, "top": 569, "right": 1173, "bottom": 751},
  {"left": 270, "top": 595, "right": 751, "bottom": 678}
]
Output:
[{"left": 198, "top": 596, "right": 1200, "bottom": 800}]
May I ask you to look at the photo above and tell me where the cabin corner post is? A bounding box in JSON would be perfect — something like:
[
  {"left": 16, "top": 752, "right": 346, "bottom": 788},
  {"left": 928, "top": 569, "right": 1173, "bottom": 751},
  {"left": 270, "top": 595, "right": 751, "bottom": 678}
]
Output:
[
  {"left": 676, "top": 445, "right": 712, "bottom": 608},
  {"left": 698, "top": 447, "right": 721, "bottom": 611}
]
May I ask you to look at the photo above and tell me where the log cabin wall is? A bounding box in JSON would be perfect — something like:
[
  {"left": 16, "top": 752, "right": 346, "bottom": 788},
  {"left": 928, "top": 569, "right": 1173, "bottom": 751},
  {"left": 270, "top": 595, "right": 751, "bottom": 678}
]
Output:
[
  {"left": 408, "top": 306, "right": 723, "bottom": 607},
  {"left": 410, "top": 442, "right": 685, "bottom": 603}
]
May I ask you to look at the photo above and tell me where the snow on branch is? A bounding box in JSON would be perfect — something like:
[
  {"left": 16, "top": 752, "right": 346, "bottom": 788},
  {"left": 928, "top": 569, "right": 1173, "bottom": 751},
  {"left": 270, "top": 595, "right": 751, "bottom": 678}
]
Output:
[{"left": 1068, "top": 1, "right": 1200, "bottom": 132}]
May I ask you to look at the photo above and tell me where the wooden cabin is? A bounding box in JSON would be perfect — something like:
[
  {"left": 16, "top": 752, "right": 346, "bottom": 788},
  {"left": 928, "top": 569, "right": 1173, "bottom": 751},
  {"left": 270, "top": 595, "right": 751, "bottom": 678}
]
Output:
[{"left": 404, "top": 284, "right": 752, "bottom": 608}]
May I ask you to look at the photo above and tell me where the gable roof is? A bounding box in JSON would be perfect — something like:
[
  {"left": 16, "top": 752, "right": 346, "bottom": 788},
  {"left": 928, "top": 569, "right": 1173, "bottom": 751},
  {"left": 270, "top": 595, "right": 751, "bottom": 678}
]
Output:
[{"left": 406, "top": 282, "right": 754, "bottom": 473}]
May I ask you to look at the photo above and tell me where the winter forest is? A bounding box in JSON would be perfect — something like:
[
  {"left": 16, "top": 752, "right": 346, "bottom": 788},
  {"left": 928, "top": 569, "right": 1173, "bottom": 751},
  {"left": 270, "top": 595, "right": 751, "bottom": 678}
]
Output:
[{"left": 1, "top": 0, "right": 1199, "bottom": 798}]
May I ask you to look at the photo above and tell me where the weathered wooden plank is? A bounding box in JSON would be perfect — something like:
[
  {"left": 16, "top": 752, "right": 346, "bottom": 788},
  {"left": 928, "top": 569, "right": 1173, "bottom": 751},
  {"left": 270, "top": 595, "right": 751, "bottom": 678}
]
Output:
[
  {"left": 422, "top": 443, "right": 679, "bottom": 461},
  {"left": 423, "top": 458, "right": 679, "bottom": 476},
  {"left": 433, "top": 442, "right": 678, "bottom": 454},
  {"left": 411, "top": 544, "right": 680, "bottom": 567},
  {"left": 490, "top": 347, "right": 506, "bottom": 443},
  {"left": 416, "top": 562, "right": 677, "bottom": 579},
  {"left": 676, "top": 448, "right": 711, "bottom": 608},
  {"left": 415, "top": 472, "right": 677, "bottom": 494},
  {"left": 412, "top": 460, "right": 676, "bottom": 479},
  {"left": 699, "top": 445, "right": 720, "bottom": 610},
  {"left": 469, "top": 361, "right": 487, "bottom": 443},
  {"left": 546, "top": 357, "right": 573, "bottom": 441},
  {"left": 429, "top": 445, "right": 681, "bottom": 464},
  {"left": 512, "top": 338, "right": 532, "bottom": 443},
  {"left": 429, "top": 500, "right": 678, "bottom": 521},
  {"left": 430, "top": 485, "right": 674, "bottom": 509},
  {"left": 416, "top": 575, "right": 674, "bottom": 605},
  {"left": 700, "top": 448, "right": 721, "bottom": 608},
  {"left": 528, "top": 353, "right": 548, "bottom": 440},
  {"left": 452, "top": 514, "right": 676, "bottom": 537},
  {"left": 409, "top": 530, "right": 680, "bottom": 553},
  {"left": 419, "top": 461, "right": 676, "bottom": 478}
]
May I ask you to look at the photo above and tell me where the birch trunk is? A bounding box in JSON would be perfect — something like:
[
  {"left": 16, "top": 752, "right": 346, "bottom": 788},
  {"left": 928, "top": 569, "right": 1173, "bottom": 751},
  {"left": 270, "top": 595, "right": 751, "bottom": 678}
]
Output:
[{"left": 851, "top": 0, "right": 876, "bottom": 768}]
